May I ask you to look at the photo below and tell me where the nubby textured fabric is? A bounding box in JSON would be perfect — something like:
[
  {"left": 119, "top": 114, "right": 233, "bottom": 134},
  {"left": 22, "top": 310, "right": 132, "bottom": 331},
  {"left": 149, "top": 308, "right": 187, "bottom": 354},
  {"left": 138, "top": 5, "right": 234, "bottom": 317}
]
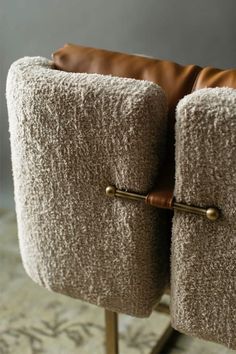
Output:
[
  {"left": 171, "top": 88, "right": 236, "bottom": 349},
  {"left": 7, "top": 57, "right": 169, "bottom": 317}
]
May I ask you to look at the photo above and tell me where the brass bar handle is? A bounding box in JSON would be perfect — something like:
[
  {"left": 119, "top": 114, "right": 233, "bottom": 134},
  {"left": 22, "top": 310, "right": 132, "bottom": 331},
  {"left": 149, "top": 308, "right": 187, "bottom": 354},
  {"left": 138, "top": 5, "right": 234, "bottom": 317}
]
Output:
[{"left": 106, "top": 185, "right": 220, "bottom": 221}]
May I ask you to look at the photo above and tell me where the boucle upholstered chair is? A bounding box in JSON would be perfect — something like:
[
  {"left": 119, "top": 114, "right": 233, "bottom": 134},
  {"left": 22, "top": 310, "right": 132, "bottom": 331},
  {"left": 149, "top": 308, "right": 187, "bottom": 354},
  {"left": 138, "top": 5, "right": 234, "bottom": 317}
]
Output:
[
  {"left": 8, "top": 45, "right": 236, "bottom": 354},
  {"left": 52, "top": 44, "right": 236, "bottom": 353}
]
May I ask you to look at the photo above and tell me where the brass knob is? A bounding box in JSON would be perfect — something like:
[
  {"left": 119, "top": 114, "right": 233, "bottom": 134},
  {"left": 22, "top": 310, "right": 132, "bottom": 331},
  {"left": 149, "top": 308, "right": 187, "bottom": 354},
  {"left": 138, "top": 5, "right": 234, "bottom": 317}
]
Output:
[
  {"left": 106, "top": 185, "right": 116, "bottom": 197},
  {"left": 206, "top": 207, "right": 220, "bottom": 221}
]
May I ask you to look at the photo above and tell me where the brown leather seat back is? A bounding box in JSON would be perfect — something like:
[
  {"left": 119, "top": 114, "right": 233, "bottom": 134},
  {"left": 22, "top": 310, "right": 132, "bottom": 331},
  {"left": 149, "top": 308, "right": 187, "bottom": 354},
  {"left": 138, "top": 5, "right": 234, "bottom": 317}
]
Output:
[
  {"left": 192, "top": 66, "right": 236, "bottom": 91},
  {"left": 53, "top": 43, "right": 236, "bottom": 107},
  {"left": 53, "top": 44, "right": 202, "bottom": 119}
]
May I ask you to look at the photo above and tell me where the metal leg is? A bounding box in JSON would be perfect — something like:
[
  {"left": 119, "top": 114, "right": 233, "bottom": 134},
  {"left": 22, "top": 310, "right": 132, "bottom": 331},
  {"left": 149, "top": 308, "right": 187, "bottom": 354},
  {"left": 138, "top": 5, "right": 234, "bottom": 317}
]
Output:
[
  {"left": 104, "top": 302, "right": 173, "bottom": 354},
  {"left": 105, "top": 309, "right": 119, "bottom": 354},
  {"left": 149, "top": 324, "right": 173, "bottom": 354}
]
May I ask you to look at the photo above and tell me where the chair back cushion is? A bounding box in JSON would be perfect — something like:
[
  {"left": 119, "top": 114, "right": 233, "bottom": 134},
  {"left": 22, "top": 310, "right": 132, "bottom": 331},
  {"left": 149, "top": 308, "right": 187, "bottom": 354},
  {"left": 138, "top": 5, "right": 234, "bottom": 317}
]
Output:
[
  {"left": 171, "top": 87, "right": 236, "bottom": 349},
  {"left": 7, "top": 56, "right": 169, "bottom": 317}
]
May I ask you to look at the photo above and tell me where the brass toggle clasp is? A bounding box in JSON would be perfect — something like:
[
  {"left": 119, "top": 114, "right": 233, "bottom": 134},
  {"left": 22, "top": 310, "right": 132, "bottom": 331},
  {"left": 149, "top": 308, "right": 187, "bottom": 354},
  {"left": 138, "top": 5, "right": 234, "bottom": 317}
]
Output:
[{"left": 105, "top": 185, "right": 220, "bottom": 221}]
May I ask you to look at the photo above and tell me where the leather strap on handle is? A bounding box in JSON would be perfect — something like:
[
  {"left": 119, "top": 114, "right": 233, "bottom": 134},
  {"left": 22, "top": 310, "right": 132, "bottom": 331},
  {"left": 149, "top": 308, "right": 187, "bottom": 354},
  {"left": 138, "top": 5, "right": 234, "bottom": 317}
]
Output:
[
  {"left": 146, "top": 119, "right": 175, "bottom": 210},
  {"left": 146, "top": 159, "right": 174, "bottom": 209}
]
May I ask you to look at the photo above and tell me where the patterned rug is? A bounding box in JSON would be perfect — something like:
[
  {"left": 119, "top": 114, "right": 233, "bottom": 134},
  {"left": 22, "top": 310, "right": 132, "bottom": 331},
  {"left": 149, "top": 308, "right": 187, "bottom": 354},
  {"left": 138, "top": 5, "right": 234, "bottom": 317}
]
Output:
[{"left": 0, "top": 210, "right": 171, "bottom": 354}]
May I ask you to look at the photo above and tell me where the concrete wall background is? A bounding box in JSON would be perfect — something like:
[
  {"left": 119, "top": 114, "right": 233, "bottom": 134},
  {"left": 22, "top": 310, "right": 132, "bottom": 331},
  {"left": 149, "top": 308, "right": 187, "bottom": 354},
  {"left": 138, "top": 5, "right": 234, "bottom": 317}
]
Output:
[{"left": 1, "top": 0, "right": 236, "bottom": 208}]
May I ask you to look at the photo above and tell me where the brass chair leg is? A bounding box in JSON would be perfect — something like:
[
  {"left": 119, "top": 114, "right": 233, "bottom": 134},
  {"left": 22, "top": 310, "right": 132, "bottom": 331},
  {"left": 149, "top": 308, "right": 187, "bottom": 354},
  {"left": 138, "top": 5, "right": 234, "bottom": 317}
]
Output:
[
  {"left": 149, "top": 324, "right": 173, "bottom": 354},
  {"left": 104, "top": 303, "right": 173, "bottom": 354},
  {"left": 105, "top": 309, "right": 119, "bottom": 354}
]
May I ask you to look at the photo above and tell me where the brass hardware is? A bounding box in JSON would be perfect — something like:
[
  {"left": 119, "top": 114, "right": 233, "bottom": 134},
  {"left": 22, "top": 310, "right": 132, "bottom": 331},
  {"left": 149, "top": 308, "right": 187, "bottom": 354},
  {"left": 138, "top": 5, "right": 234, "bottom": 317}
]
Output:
[
  {"left": 206, "top": 207, "right": 220, "bottom": 221},
  {"left": 106, "top": 185, "right": 220, "bottom": 221},
  {"left": 105, "top": 310, "right": 119, "bottom": 354},
  {"left": 173, "top": 202, "right": 220, "bottom": 221},
  {"left": 106, "top": 185, "right": 146, "bottom": 202}
]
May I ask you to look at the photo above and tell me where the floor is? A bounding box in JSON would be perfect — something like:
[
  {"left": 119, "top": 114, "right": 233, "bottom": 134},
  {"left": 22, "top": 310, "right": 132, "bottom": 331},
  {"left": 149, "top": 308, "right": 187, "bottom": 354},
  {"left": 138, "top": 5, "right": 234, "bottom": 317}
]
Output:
[{"left": 0, "top": 209, "right": 235, "bottom": 354}]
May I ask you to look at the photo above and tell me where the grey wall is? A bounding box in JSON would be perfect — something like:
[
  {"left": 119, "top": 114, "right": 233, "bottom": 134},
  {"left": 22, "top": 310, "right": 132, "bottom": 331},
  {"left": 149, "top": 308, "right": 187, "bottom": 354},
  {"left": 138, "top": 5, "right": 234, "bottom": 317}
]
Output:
[{"left": 1, "top": 0, "right": 236, "bottom": 208}]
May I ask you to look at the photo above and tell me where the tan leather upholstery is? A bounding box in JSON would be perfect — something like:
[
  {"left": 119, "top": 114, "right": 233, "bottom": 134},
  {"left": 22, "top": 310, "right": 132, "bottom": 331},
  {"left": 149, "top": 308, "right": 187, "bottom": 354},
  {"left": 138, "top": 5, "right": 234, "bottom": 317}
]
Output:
[
  {"left": 192, "top": 66, "right": 236, "bottom": 91},
  {"left": 52, "top": 44, "right": 201, "bottom": 116},
  {"left": 52, "top": 44, "right": 236, "bottom": 237}
]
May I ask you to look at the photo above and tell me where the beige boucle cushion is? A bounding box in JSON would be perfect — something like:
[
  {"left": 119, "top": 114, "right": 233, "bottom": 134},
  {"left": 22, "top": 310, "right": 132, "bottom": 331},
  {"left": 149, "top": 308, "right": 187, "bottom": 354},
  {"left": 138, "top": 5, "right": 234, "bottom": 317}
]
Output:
[
  {"left": 7, "top": 57, "right": 169, "bottom": 317},
  {"left": 171, "top": 88, "right": 236, "bottom": 349}
]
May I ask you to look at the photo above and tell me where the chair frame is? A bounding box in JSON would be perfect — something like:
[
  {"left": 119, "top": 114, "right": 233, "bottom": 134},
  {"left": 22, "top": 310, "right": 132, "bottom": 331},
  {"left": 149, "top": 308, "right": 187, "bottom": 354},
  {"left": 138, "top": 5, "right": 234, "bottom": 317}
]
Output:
[{"left": 104, "top": 300, "right": 173, "bottom": 354}]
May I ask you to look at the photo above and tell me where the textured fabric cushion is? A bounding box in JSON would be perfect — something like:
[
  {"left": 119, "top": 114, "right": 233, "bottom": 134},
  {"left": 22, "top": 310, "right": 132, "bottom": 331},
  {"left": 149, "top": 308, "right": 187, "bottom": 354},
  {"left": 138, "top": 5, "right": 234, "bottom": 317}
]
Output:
[
  {"left": 171, "top": 88, "right": 236, "bottom": 348},
  {"left": 7, "top": 57, "right": 169, "bottom": 317}
]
